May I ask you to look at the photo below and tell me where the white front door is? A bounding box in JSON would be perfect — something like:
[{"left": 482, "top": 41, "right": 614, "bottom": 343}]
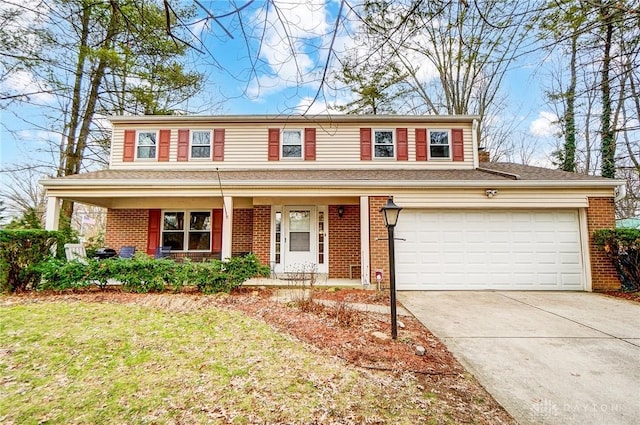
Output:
[{"left": 283, "top": 206, "right": 317, "bottom": 272}]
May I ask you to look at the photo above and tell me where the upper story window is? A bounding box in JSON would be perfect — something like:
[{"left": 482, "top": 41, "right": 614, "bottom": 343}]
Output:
[
  {"left": 191, "top": 130, "right": 212, "bottom": 159},
  {"left": 374, "top": 130, "right": 394, "bottom": 158},
  {"left": 136, "top": 131, "right": 157, "bottom": 159},
  {"left": 282, "top": 129, "right": 302, "bottom": 159},
  {"left": 162, "top": 210, "right": 211, "bottom": 251},
  {"left": 429, "top": 130, "right": 451, "bottom": 159}
]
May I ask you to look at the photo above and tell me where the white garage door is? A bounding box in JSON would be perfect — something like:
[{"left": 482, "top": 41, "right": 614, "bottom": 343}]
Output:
[{"left": 394, "top": 210, "right": 584, "bottom": 290}]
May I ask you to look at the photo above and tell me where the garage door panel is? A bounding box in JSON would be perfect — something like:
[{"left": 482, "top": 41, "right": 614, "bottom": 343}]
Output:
[{"left": 395, "top": 209, "right": 584, "bottom": 291}]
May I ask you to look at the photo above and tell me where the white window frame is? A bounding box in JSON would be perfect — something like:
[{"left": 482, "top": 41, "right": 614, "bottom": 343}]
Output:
[
  {"left": 373, "top": 129, "right": 395, "bottom": 159},
  {"left": 428, "top": 129, "right": 452, "bottom": 160},
  {"left": 281, "top": 129, "right": 303, "bottom": 159},
  {"left": 135, "top": 130, "right": 158, "bottom": 160},
  {"left": 189, "top": 130, "right": 212, "bottom": 160},
  {"left": 161, "top": 210, "right": 212, "bottom": 252}
]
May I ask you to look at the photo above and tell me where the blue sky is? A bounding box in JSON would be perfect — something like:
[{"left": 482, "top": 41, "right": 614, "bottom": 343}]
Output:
[{"left": 0, "top": 0, "right": 560, "bottom": 175}]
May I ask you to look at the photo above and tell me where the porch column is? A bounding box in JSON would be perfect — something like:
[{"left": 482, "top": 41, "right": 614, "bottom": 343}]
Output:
[
  {"left": 222, "top": 196, "right": 233, "bottom": 259},
  {"left": 45, "top": 196, "right": 60, "bottom": 231},
  {"left": 360, "top": 196, "right": 370, "bottom": 287}
]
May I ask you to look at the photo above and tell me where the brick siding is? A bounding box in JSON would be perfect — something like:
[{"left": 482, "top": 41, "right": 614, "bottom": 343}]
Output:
[
  {"left": 105, "top": 209, "right": 149, "bottom": 254},
  {"left": 586, "top": 197, "right": 621, "bottom": 291},
  {"left": 369, "top": 196, "right": 391, "bottom": 290},
  {"left": 328, "top": 204, "right": 361, "bottom": 279},
  {"left": 232, "top": 208, "right": 254, "bottom": 256},
  {"left": 252, "top": 205, "right": 271, "bottom": 265}
]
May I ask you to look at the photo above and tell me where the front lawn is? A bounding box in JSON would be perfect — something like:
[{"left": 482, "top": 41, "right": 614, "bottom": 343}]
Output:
[{"left": 2, "top": 299, "right": 440, "bottom": 424}]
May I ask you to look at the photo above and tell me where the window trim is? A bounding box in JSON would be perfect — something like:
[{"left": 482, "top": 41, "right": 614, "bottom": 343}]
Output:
[
  {"left": 189, "top": 129, "right": 213, "bottom": 160},
  {"left": 281, "top": 129, "right": 304, "bottom": 160},
  {"left": 161, "top": 210, "right": 212, "bottom": 252},
  {"left": 135, "top": 130, "right": 159, "bottom": 160},
  {"left": 428, "top": 129, "right": 452, "bottom": 160},
  {"left": 373, "top": 129, "right": 396, "bottom": 159}
]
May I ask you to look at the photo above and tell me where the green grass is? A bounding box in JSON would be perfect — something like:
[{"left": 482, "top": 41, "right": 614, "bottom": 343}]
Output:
[{"left": 0, "top": 300, "right": 443, "bottom": 424}]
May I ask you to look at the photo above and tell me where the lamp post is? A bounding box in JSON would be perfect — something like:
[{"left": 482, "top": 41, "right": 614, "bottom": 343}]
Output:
[{"left": 380, "top": 196, "right": 402, "bottom": 339}]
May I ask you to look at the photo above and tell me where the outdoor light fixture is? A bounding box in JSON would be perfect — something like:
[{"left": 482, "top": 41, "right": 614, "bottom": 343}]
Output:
[
  {"left": 485, "top": 189, "right": 498, "bottom": 198},
  {"left": 337, "top": 205, "right": 345, "bottom": 218},
  {"left": 379, "top": 196, "right": 402, "bottom": 339}
]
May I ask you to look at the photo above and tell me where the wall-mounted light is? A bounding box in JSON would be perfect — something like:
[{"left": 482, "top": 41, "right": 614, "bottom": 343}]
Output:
[
  {"left": 485, "top": 189, "right": 498, "bottom": 198},
  {"left": 337, "top": 205, "right": 345, "bottom": 218}
]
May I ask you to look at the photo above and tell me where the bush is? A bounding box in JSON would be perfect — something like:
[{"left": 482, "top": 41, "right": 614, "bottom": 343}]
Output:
[
  {"left": 34, "top": 253, "right": 271, "bottom": 294},
  {"left": 36, "top": 258, "right": 95, "bottom": 291},
  {"left": 593, "top": 228, "right": 640, "bottom": 292},
  {"left": 0, "top": 230, "right": 64, "bottom": 293}
]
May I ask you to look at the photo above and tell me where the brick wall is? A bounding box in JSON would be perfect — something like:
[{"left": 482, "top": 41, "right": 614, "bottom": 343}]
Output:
[
  {"left": 252, "top": 205, "right": 271, "bottom": 265},
  {"left": 369, "top": 196, "right": 390, "bottom": 290},
  {"left": 586, "top": 197, "right": 621, "bottom": 291},
  {"left": 232, "top": 208, "right": 254, "bottom": 256},
  {"left": 328, "top": 204, "right": 361, "bottom": 279},
  {"left": 105, "top": 209, "right": 148, "bottom": 254}
]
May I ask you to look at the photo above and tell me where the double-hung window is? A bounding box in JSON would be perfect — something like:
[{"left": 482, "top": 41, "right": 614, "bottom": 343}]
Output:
[
  {"left": 282, "top": 130, "right": 302, "bottom": 159},
  {"left": 191, "top": 130, "right": 212, "bottom": 159},
  {"left": 162, "top": 211, "right": 211, "bottom": 251},
  {"left": 136, "top": 131, "right": 157, "bottom": 159},
  {"left": 374, "top": 130, "right": 394, "bottom": 158},
  {"left": 429, "top": 130, "right": 451, "bottom": 159}
]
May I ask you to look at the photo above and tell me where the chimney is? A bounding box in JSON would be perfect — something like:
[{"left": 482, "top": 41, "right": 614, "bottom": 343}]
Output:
[{"left": 478, "top": 147, "right": 490, "bottom": 163}]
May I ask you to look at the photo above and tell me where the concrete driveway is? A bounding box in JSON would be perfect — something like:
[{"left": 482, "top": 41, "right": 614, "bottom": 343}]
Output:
[{"left": 397, "top": 291, "right": 640, "bottom": 425}]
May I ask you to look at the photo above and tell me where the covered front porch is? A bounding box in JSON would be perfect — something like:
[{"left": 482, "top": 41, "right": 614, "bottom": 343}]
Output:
[{"left": 43, "top": 193, "right": 371, "bottom": 284}]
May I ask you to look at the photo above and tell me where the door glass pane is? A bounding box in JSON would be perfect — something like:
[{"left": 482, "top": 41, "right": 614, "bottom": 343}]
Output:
[
  {"left": 289, "top": 210, "right": 310, "bottom": 252},
  {"left": 290, "top": 232, "right": 310, "bottom": 251},
  {"left": 289, "top": 211, "right": 310, "bottom": 231}
]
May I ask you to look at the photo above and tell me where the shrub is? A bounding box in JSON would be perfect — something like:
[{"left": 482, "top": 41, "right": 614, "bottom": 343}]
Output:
[
  {"left": 34, "top": 253, "right": 270, "bottom": 294},
  {"left": 593, "top": 228, "right": 640, "bottom": 292},
  {"left": 36, "top": 258, "right": 94, "bottom": 291},
  {"left": 0, "top": 230, "right": 64, "bottom": 293}
]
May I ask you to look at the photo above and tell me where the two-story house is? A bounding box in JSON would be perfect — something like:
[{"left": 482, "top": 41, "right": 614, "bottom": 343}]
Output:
[{"left": 41, "top": 115, "right": 623, "bottom": 291}]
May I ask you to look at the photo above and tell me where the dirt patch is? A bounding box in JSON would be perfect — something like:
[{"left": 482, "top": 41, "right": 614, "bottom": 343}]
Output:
[
  {"left": 602, "top": 290, "right": 640, "bottom": 303},
  {"left": 3, "top": 287, "right": 514, "bottom": 424}
]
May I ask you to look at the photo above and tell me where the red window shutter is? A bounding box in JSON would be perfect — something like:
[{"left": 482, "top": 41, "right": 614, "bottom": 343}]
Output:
[
  {"left": 360, "top": 128, "right": 372, "bottom": 160},
  {"left": 123, "top": 130, "right": 135, "bottom": 162},
  {"left": 177, "top": 129, "right": 189, "bottom": 161},
  {"left": 396, "top": 128, "right": 408, "bottom": 160},
  {"left": 304, "top": 128, "right": 316, "bottom": 160},
  {"left": 147, "top": 209, "right": 161, "bottom": 255},
  {"left": 212, "top": 209, "right": 223, "bottom": 252},
  {"left": 268, "top": 128, "right": 280, "bottom": 161},
  {"left": 213, "top": 129, "right": 225, "bottom": 161},
  {"left": 415, "top": 128, "right": 427, "bottom": 161},
  {"left": 158, "top": 129, "right": 170, "bottom": 161},
  {"left": 452, "top": 128, "right": 464, "bottom": 161}
]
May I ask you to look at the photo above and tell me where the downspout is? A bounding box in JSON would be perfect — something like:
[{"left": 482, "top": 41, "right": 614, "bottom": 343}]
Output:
[
  {"left": 472, "top": 119, "right": 479, "bottom": 169},
  {"left": 614, "top": 183, "right": 626, "bottom": 202}
]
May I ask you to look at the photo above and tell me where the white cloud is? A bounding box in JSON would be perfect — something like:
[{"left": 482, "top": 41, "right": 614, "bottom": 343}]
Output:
[
  {"left": 247, "top": 1, "right": 333, "bottom": 96},
  {"left": 1, "top": 70, "right": 56, "bottom": 104},
  {"left": 293, "top": 97, "right": 344, "bottom": 115},
  {"left": 529, "top": 111, "right": 560, "bottom": 138}
]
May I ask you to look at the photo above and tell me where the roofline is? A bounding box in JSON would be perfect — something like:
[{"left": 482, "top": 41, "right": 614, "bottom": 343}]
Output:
[
  {"left": 108, "top": 114, "right": 481, "bottom": 125},
  {"left": 41, "top": 178, "right": 624, "bottom": 189}
]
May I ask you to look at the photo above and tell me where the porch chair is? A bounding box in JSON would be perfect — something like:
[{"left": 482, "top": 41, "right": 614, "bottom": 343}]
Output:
[
  {"left": 154, "top": 245, "right": 172, "bottom": 259},
  {"left": 119, "top": 246, "right": 136, "bottom": 259},
  {"left": 64, "top": 243, "right": 87, "bottom": 263}
]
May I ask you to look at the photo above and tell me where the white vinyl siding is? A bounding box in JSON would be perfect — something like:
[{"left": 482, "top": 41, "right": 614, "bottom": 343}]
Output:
[{"left": 109, "top": 121, "right": 475, "bottom": 170}]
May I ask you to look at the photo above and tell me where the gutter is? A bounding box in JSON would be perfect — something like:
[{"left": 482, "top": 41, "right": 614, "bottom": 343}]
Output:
[
  {"left": 41, "top": 178, "right": 625, "bottom": 190},
  {"left": 108, "top": 114, "right": 481, "bottom": 125}
]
